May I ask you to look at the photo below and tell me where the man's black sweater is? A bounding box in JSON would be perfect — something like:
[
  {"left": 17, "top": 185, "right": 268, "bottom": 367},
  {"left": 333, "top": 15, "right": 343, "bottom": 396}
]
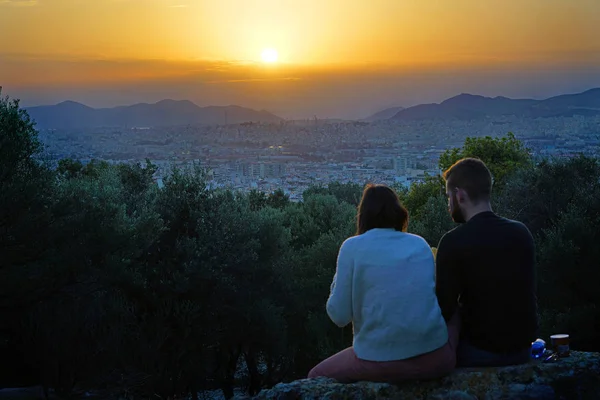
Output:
[{"left": 435, "top": 211, "right": 538, "bottom": 354}]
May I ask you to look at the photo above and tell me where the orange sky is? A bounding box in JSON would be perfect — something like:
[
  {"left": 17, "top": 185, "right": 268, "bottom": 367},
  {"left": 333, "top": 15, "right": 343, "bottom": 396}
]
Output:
[{"left": 1, "top": 0, "right": 600, "bottom": 118}]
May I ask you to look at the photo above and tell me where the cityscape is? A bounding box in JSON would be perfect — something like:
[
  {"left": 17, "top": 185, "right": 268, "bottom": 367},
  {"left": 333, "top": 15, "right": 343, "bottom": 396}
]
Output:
[{"left": 37, "top": 111, "right": 600, "bottom": 201}]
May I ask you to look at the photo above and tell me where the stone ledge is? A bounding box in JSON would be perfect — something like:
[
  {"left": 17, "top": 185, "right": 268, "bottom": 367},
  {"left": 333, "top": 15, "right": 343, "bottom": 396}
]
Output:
[{"left": 235, "top": 351, "right": 600, "bottom": 400}]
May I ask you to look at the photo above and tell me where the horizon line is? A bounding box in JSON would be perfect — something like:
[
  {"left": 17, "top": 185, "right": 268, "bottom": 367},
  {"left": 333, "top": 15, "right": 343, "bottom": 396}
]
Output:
[{"left": 18, "top": 86, "right": 600, "bottom": 120}]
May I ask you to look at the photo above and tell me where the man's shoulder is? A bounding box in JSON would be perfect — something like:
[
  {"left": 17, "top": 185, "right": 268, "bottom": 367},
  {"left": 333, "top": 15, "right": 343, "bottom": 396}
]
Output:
[
  {"left": 439, "top": 224, "right": 465, "bottom": 244},
  {"left": 504, "top": 217, "right": 530, "bottom": 230},
  {"left": 497, "top": 215, "right": 534, "bottom": 238}
]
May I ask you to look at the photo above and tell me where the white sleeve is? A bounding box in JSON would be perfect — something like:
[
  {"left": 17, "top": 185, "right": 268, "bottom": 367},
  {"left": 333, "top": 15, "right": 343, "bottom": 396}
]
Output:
[{"left": 326, "top": 239, "right": 354, "bottom": 327}]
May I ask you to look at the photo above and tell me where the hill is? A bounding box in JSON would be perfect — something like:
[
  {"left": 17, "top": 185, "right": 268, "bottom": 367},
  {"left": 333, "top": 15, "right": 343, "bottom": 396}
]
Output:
[
  {"left": 25, "top": 99, "right": 283, "bottom": 129},
  {"left": 391, "top": 88, "right": 600, "bottom": 121},
  {"left": 527, "top": 88, "right": 600, "bottom": 117},
  {"left": 363, "top": 106, "right": 404, "bottom": 121}
]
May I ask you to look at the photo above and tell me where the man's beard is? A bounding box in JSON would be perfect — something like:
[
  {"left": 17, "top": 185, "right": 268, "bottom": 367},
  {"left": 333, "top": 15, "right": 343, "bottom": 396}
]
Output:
[{"left": 450, "top": 192, "right": 466, "bottom": 224}]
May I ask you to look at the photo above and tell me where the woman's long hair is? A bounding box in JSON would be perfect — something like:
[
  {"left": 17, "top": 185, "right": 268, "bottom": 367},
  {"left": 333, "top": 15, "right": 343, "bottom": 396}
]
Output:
[{"left": 356, "top": 184, "right": 409, "bottom": 235}]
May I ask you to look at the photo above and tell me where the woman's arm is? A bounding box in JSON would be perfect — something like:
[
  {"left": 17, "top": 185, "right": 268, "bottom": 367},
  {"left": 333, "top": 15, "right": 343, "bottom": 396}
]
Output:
[{"left": 326, "top": 239, "right": 355, "bottom": 327}]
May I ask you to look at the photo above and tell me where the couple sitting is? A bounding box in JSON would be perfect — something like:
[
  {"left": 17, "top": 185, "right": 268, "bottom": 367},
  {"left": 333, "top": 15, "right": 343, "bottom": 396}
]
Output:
[{"left": 308, "top": 158, "right": 538, "bottom": 383}]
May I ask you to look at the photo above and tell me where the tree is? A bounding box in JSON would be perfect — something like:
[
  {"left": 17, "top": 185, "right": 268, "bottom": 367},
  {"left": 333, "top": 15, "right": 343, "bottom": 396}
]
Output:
[
  {"left": 0, "top": 92, "right": 56, "bottom": 390},
  {"left": 266, "top": 188, "right": 290, "bottom": 209},
  {"left": 303, "top": 182, "right": 364, "bottom": 206},
  {"left": 57, "top": 158, "right": 84, "bottom": 179},
  {"left": 0, "top": 89, "right": 54, "bottom": 269},
  {"left": 9, "top": 163, "right": 164, "bottom": 396},
  {"left": 0, "top": 88, "right": 44, "bottom": 182},
  {"left": 408, "top": 195, "right": 455, "bottom": 246},
  {"left": 248, "top": 189, "right": 268, "bottom": 211},
  {"left": 402, "top": 174, "right": 445, "bottom": 220},
  {"left": 438, "top": 132, "right": 533, "bottom": 191},
  {"left": 248, "top": 188, "right": 290, "bottom": 211},
  {"left": 495, "top": 155, "right": 600, "bottom": 234},
  {"left": 535, "top": 179, "right": 600, "bottom": 351},
  {"left": 116, "top": 158, "right": 158, "bottom": 194}
]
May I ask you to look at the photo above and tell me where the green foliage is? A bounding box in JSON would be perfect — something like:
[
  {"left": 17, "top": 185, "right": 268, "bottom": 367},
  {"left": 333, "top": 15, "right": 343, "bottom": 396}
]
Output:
[
  {"left": 248, "top": 189, "right": 268, "bottom": 211},
  {"left": 303, "top": 181, "right": 364, "bottom": 206},
  {"left": 0, "top": 88, "right": 43, "bottom": 176},
  {"left": 439, "top": 132, "right": 533, "bottom": 190},
  {"left": 389, "top": 182, "right": 409, "bottom": 201},
  {"left": 117, "top": 158, "right": 158, "bottom": 193},
  {"left": 249, "top": 188, "right": 290, "bottom": 211},
  {"left": 0, "top": 89, "right": 54, "bottom": 270},
  {"left": 267, "top": 188, "right": 290, "bottom": 209},
  {"left": 1, "top": 158, "right": 164, "bottom": 394},
  {"left": 495, "top": 155, "right": 600, "bottom": 233},
  {"left": 532, "top": 165, "right": 600, "bottom": 351},
  {"left": 402, "top": 174, "right": 445, "bottom": 221},
  {"left": 408, "top": 195, "right": 455, "bottom": 246},
  {"left": 1, "top": 94, "right": 599, "bottom": 399},
  {"left": 57, "top": 158, "right": 84, "bottom": 179}
]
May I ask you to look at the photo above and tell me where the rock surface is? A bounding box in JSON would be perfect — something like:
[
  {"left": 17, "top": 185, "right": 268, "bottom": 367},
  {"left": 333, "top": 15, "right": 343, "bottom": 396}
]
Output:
[{"left": 234, "top": 351, "right": 600, "bottom": 400}]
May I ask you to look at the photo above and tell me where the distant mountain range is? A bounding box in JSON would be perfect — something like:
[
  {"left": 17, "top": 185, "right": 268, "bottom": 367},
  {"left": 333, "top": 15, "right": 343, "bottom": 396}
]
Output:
[
  {"left": 25, "top": 88, "right": 600, "bottom": 128},
  {"left": 25, "top": 99, "right": 283, "bottom": 129},
  {"left": 363, "top": 106, "right": 405, "bottom": 122},
  {"left": 389, "top": 88, "right": 600, "bottom": 121}
]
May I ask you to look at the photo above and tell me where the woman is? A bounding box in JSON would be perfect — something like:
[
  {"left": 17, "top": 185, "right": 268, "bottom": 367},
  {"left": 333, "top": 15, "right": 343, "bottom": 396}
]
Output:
[{"left": 308, "top": 184, "right": 459, "bottom": 383}]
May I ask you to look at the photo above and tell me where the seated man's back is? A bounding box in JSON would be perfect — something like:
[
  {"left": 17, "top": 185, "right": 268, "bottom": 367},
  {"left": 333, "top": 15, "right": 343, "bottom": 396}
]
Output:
[
  {"left": 436, "top": 157, "right": 538, "bottom": 367},
  {"left": 437, "top": 212, "right": 538, "bottom": 356}
]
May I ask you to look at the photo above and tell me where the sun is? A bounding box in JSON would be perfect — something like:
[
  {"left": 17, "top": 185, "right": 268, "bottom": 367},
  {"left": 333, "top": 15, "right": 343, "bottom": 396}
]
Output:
[{"left": 261, "top": 48, "right": 278, "bottom": 63}]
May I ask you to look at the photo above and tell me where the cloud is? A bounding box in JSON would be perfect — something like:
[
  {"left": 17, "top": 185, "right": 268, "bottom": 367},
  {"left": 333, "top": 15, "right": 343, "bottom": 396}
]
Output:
[
  {"left": 0, "top": 55, "right": 306, "bottom": 86},
  {"left": 0, "top": 0, "right": 37, "bottom": 6}
]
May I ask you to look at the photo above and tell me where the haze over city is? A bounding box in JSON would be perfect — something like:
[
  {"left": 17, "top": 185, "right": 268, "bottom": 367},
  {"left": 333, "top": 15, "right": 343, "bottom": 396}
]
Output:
[{"left": 2, "top": 0, "right": 600, "bottom": 119}]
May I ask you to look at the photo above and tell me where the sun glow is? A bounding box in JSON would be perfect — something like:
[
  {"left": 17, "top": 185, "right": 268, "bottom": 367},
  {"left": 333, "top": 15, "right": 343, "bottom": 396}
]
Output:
[{"left": 261, "top": 48, "right": 279, "bottom": 63}]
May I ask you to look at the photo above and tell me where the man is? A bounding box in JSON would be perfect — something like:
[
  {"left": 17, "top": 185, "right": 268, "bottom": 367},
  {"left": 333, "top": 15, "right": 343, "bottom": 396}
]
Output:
[{"left": 435, "top": 157, "right": 538, "bottom": 367}]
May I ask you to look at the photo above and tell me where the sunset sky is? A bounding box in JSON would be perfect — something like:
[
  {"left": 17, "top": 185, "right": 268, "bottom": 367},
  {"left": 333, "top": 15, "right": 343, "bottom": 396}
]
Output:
[{"left": 2, "top": 0, "right": 600, "bottom": 118}]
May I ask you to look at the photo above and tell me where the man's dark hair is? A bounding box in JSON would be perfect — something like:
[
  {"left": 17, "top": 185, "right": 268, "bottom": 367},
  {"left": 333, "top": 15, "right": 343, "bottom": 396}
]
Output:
[
  {"left": 443, "top": 157, "right": 493, "bottom": 203},
  {"left": 356, "top": 184, "right": 408, "bottom": 235}
]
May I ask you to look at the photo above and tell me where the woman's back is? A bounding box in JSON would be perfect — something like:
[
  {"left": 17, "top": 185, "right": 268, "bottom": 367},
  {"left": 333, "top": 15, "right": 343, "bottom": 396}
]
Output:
[
  {"left": 327, "top": 228, "right": 448, "bottom": 362},
  {"left": 310, "top": 184, "right": 458, "bottom": 383}
]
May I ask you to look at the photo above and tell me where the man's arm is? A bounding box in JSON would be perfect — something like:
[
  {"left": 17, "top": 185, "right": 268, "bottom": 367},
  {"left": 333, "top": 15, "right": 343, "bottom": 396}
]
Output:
[
  {"left": 520, "top": 222, "right": 539, "bottom": 337},
  {"left": 435, "top": 233, "right": 461, "bottom": 322},
  {"left": 326, "top": 239, "right": 354, "bottom": 327}
]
